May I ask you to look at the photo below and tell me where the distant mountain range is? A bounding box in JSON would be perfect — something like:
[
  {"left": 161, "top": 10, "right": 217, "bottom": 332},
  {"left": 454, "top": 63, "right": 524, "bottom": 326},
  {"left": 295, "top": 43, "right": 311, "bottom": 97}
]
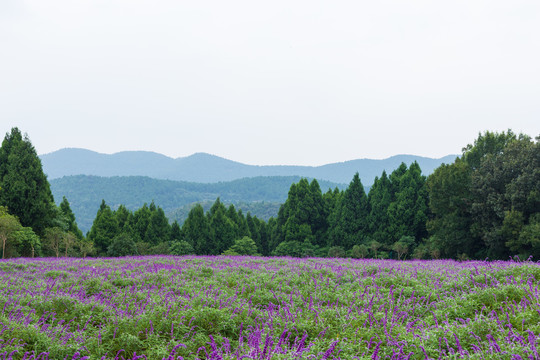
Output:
[
  {"left": 42, "top": 148, "right": 457, "bottom": 233},
  {"left": 41, "top": 148, "right": 457, "bottom": 185}
]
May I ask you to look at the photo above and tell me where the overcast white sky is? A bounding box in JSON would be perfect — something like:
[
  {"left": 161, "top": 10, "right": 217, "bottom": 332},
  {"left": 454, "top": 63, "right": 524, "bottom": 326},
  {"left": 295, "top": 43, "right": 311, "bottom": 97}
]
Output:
[{"left": 1, "top": 0, "right": 539, "bottom": 165}]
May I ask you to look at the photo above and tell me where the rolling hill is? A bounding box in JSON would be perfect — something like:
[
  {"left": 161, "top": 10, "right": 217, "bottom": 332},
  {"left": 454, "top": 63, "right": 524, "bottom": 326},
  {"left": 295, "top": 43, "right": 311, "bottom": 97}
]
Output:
[{"left": 41, "top": 148, "right": 456, "bottom": 184}]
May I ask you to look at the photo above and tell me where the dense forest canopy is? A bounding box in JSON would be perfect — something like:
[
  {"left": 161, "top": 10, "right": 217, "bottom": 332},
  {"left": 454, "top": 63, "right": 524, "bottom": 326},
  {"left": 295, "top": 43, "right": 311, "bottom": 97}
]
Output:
[{"left": 0, "top": 127, "right": 538, "bottom": 260}]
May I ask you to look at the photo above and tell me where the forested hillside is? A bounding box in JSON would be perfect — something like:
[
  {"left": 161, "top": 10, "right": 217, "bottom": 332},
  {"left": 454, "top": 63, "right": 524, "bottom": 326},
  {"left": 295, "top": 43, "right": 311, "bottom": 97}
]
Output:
[{"left": 49, "top": 175, "right": 345, "bottom": 233}]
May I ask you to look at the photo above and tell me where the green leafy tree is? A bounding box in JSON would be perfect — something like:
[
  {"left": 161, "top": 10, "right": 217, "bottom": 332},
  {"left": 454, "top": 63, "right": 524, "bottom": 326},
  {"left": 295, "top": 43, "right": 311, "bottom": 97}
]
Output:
[
  {"left": 43, "top": 227, "right": 65, "bottom": 258},
  {"left": 328, "top": 246, "right": 346, "bottom": 258},
  {"left": 0, "top": 207, "right": 23, "bottom": 258},
  {"left": 300, "top": 239, "right": 316, "bottom": 257},
  {"left": 170, "top": 240, "right": 194, "bottom": 255},
  {"left": 463, "top": 129, "right": 517, "bottom": 170},
  {"left": 392, "top": 235, "right": 415, "bottom": 260},
  {"left": 0, "top": 128, "right": 56, "bottom": 235},
  {"left": 12, "top": 226, "right": 41, "bottom": 258},
  {"left": 107, "top": 233, "right": 137, "bottom": 257},
  {"left": 426, "top": 158, "right": 477, "bottom": 258},
  {"left": 272, "top": 241, "right": 303, "bottom": 257},
  {"left": 77, "top": 238, "right": 94, "bottom": 258},
  {"left": 223, "top": 236, "right": 259, "bottom": 256},
  {"left": 516, "top": 214, "right": 540, "bottom": 259},
  {"left": 351, "top": 244, "right": 368, "bottom": 258},
  {"left": 470, "top": 134, "right": 538, "bottom": 258},
  {"left": 369, "top": 240, "right": 382, "bottom": 258}
]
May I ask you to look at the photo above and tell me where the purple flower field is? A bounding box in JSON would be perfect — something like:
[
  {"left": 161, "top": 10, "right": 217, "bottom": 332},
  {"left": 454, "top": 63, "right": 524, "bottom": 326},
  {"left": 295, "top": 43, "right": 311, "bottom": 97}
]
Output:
[{"left": 0, "top": 256, "right": 539, "bottom": 359}]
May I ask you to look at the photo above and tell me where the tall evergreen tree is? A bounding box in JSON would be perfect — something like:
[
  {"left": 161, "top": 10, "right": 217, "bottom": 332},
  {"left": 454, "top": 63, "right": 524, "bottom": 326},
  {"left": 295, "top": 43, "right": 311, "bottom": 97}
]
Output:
[
  {"left": 87, "top": 200, "right": 119, "bottom": 255},
  {"left": 131, "top": 203, "right": 152, "bottom": 243},
  {"left": 387, "top": 162, "right": 428, "bottom": 244},
  {"left": 170, "top": 220, "right": 183, "bottom": 242},
  {"left": 328, "top": 173, "right": 369, "bottom": 250},
  {"left": 114, "top": 205, "right": 132, "bottom": 232},
  {"left": 59, "top": 196, "right": 84, "bottom": 240},
  {"left": 182, "top": 204, "right": 210, "bottom": 255},
  {"left": 0, "top": 128, "right": 56, "bottom": 235},
  {"left": 209, "top": 204, "right": 237, "bottom": 255},
  {"left": 145, "top": 206, "right": 170, "bottom": 245},
  {"left": 367, "top": 171, "right": 392, "bottom": 244}
]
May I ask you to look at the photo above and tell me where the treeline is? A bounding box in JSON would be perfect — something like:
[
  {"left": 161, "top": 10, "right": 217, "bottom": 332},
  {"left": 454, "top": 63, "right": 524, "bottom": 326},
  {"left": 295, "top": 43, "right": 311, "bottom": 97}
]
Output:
[{"left": 0, "top": 127, "right": 538, "bottom": 260}]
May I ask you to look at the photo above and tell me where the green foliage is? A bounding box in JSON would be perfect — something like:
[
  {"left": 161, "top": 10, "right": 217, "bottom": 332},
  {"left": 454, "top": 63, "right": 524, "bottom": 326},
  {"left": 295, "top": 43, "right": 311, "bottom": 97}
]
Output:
[
  {"left": 426, "top": 131, "right": 539, "bottom": 260},
  {"left": 107, "top": 233, "right": 137, "bottom": 257},
  {"left": 170, "top": 240, "right": 194, "bottom": 255},
  {"left": 392, "top": 235, "right": 415, "bottom": 260},
  {"left": 328, "top": 173, "right": 368, "bottom": 249},
  {"left": 224, "top": 236, "right": 259, "bottom": 256},
  {"left": 327, "top": 246, "right": 346, "bottom": 258},
  {"left": 350, "top": 244, "right": 368, "bottom": 258},
  {"left": 272, "top": 241, "right": 303, "bottom": 257},
  {"left": 208, "top": 200, "right": 237, "bottom": 255},
  {"left": 12, "top": 226, "right": 41, "bottom": 258},
  {"left": 50, "top": 175, "right": 343, "bottom": 233},
  {"left": 0, "top": 210, "right": 23, "bottom": 258},
  {"left": 59, "top": 196, "right": 84, "bottom": 240},
  {"left": 183, "top": 204, "right": 209, "bottom": 255},
  {"left": 87, "top": 200, "right": 119, "bottom": 256},
  {"left": 0, "top": 127, "right": 56, "bottom": 235}
]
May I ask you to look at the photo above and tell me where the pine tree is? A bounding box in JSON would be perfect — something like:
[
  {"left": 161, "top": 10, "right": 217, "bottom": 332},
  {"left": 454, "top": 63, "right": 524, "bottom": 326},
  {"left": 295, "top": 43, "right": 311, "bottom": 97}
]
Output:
[
  {"left": 209, "top": 205, "right": 237, "bottom": 255},
  {"left": 87, "top": 200, "right": 119, "bottom": 255},
  {"left": 182, "top": 204, "right": 210, "bottom": 255},
  {"left": 145, "top": 206, "right": 171, "bottom": 245},
  {"left": 0, "top": 128, "right": 56, "bottom": 235},
  {"left": 328, "top": 173, "right": 369, "bottom": 250},
  {"left": 367, "top": 171, "right": 392, "bottom": 244},
  {"left": 170, "top": 220, "right": 183, "bottom": 242},
  {"left": 387, "top": 162, "right": 428, "bottom": 245},
  {"left": 131, "top": 203, "right": 152, "bottom": 243},
  {"left": 59, "top": 197, "right": 84, "bottom": 240}
]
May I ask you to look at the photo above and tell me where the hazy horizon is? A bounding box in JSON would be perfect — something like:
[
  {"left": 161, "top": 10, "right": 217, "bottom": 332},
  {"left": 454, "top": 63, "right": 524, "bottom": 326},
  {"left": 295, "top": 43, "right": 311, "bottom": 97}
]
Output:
[
  {"left": 39, "top": 146, "right": 458, "bottom": 166},
  {"left": 2, "top": 1, "right": 539, "bottom": 166}
]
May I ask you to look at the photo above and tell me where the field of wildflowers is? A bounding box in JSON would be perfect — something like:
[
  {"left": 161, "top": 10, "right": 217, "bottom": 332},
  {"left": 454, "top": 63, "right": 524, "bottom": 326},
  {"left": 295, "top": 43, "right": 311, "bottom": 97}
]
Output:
[{"left": 0, "top": 256, "right": 539, "bottom": 359}]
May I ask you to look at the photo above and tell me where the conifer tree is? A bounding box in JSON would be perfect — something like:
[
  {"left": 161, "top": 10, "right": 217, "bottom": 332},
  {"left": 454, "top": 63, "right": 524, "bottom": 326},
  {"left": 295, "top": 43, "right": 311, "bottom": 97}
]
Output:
[
  {"left": 182, "top": 204, "right": 210, "bottom": 255},
  {"left": 209, "top": 204, "right": 236, "bottom": 255},
  {"left": 0, "top": 128, "right": 56, "bottom": 235},
  {"left": 328, "top": 173, "right": 368, "bottom": 250},
  {"left": 387, "top": 162, "right": 428, "bottom": 245},
  {"left": 87, "top": 200, "right": 119, "bottom": 255},
  {"left": 145, "top": 206, "right": 170, "bottom": 245},
  {"left": 367, "top": 171, "right": 392, "bottom": 244},
  {"left": 131, "top": 203, "right": 152, "bottom": 243},
  {"left": 170, "top": 220, "right": 183, "bottom": 242},
  {"left": 59, "top": 197, "right": 84, "bottom": 240}
]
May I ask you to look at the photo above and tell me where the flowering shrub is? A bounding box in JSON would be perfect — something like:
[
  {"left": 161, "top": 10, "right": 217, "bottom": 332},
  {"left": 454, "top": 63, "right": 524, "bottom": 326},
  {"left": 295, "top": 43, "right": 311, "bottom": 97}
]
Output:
[{"left": 0, "top": 256, "right": 539, "bottom": 359}]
